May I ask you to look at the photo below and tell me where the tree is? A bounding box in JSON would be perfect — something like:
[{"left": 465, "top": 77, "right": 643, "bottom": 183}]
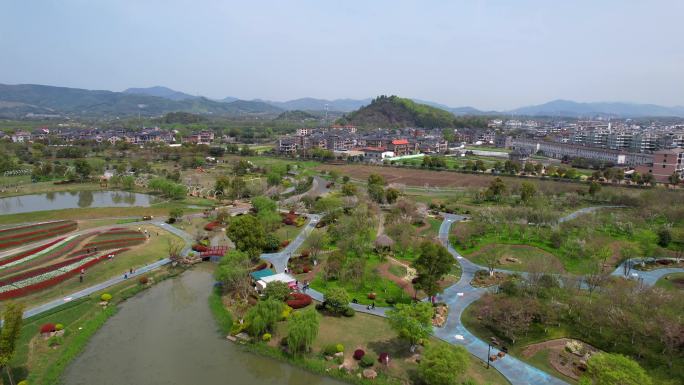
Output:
[
  {"left": 385, "top": 187, "right": 400, "bottom": 204},
  {"left": 169, "top": 207, "right": 184, "bottom": 222},
  {"left": 328, "top": 170, "right": 340, "bottom": 183},
  {"left": 245, "top": 299, "right": 284, "bottom": 336},
  {"left": 368, "top": 184, "right": 385, "bottom": 203},
  {"left": 657, "top": 227, "right": 672, "bottom": 247},
  {"left": 589, "top": 181, "right": 601, "bottom": 196},
  {"left": 215, "top": 250, "right": 252, "bottom": 299},
  {"left": 208, "top": 146, "right": 225, "bottom": 157},
  {"left": 167, "top": 239, "right": 185, "bottom": 264},
  {"left": 367, "top": 173, "right": 386, "bottom": 187},
  {"left": 263, "top": 281, "right": 291, "bottom": 301},
  {"left": 227, "top": 215, "right": 266, "bottom": 260},
  {"left": 0, "top": 302, "right": 23, "bottom": 385},
  {"left": 251, "top": 195, "right": 277, "bottom": 214},
  {"left": 413, "top": 241, "right": 453, "bottom": 299},
  {"left": 668, "top": 172, "right": 681, "bottom": 185},
  {"left": 341, "top": 183, "right": 357, "bottom": 196},
  {"left": 323, "top": 287, "right": 351, "bottom": 315},
  {"left": 386, "top": 302, "right": 434, "bottom": 349},
  {"left": 520, "top": 182, "right": 536, "bottom": 202},
  {"left": 417, "top": 343, "right": 469, "bottom": 385},
  {"left": 578, "top": 353, "right": 652, "bottom": 385},
  {"left": 304, "top": 230, "right": 325, "bottom": 259},
  {"left": 485, "top": 177, "right": 506, "bottom": 201},
  {"left": 287, "top": 307, "right": 320, "bottom": 354},
  {"left": 73, "top": 159, "right": 93, "bottom": 181}
]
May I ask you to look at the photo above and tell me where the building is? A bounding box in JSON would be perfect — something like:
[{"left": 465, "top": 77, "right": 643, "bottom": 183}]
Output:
[
  {"left": 11, "top": 131, "right": 31, "bottom": 143},
  {"left": 494, "top": 134, "right": 512, "bottom": 149},
  {"left": 361, "top": 147, "right": 394, "bottom": 162},
  {"left": 511, "top": 138, "right": 652, "bottom": 166},
  {"left": 508, "top": 148, "right": 530, "bottom": 168},
  {"left": 636, "top": 148, "right": 684, "bottom": 184}
]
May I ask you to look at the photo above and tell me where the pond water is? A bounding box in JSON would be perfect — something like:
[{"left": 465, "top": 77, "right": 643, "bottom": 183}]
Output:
[
  {"left": 0, "top": 191, "right": 163, "bottom": 215},
  {"left": 62, "top": 266, "right": 342, "bottom": 385}
]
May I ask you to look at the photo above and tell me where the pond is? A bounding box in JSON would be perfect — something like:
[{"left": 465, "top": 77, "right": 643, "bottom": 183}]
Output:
[
  {"left": 0, "top": 191, "right": 164, "bottom": 215},
  {"left": 62, "top": 266, "right": 342, "bottom": 385}
]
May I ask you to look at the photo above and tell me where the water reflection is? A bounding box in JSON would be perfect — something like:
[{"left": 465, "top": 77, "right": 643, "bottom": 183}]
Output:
[{"left": 0, "top": 191, "right": 161, "bottom": 215}]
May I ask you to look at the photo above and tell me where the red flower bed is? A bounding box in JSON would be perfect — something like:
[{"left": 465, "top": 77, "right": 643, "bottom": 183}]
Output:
[
  {"left": 353, "top": 349, "right": 365, "bottom": 360},
  {"left": 0, "top": 222, "right": 77, "bottom": 242},
  {"left": 286, "top": 293, "right": 312, "bottom": 309},
  {"left": 0, "top": 248, "right": 129, "bottom": 300},
  {"left": 0, "top": 226, "right": 78, "bottom": 250},
  {"left": 0, "top": 251, "right": 99, "bottom": 286},
  {"left": 40, "top": 323, "right": 56, "bottom": 334},
  {"left": 0, "top": 237, "right": 65, "bottom": 267},
  {"left": 204, "top": 221, "right": 221, "bottom": 231},
  {"left": 192, "top": 244, "right": 209, "bottom": 252},
  {"left": 0, "top": 220, "right": 70, "bottom": 235}
]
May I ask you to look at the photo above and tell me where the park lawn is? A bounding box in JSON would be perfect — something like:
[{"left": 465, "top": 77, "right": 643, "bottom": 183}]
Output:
[
  {"left": 76, "top": 217, "right": 138, "bottom": 230},
  {"left": 5, "top": 266, "right": 176, "bottom": 385},
  {"left": 275, "top": 224, "right": 303, "bottom": 245},
  {"left": 270, "top": 310, "right": 510, "bottom": 385},
  {"left": 310, "top": 254, "right": 412, "bottom": 307},
  {"left": 655, "top": 272, "right": 684, "bottom": 291},
  {"left": 1, "top": 225, "right": 181, "bottom": 309},
  {"left": 465, "top": 244, "right": 566, "bottom": 274},
  {"left": 461, "top": 302, "right": 576, "bottom": 384}
]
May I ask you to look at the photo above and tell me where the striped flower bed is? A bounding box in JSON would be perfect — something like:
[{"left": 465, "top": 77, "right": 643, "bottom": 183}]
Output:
[
  {"left": 0, "top": 235, "right": 75, "bottom": 270},
  {"left": 0, "top": 232, "right": 100, "bottom": 279},
  {"left": 0, "top": 248, "right": 130, "bottom": 299},
  {"left": 0, "top": 237, "right": 66, "bottom": 267},
  {"left": 0, "top": 221, "right": 78, "bottom": 250}
]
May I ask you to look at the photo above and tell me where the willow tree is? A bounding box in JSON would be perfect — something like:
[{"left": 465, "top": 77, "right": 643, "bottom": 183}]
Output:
[
  {"left": 0, "top": 302, "right": 24, "bottom": 385},
  {"left": 287, "top": 308, "right": 320, "bottom": 354}
]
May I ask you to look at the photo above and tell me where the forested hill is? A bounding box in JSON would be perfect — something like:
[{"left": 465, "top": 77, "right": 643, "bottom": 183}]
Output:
[{"left": 339, "top": 95, "right": 483, "bottom": 128}]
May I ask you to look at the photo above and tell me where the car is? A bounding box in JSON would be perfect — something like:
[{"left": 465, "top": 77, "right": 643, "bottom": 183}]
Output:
[{"left": 142, "top": 215, "right": 154, "bottom": 221}]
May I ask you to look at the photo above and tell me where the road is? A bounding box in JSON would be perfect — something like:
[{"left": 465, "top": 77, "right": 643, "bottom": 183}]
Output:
[{"left": 261, "top": 214, "right": 320, "bottom": 273}]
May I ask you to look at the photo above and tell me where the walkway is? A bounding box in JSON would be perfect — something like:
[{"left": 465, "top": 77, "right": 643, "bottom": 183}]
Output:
[
  {"left": 557, "top": 205, "right": 623, "bottom": 223},
  {"left": 611, "top": 258, "right": 684, "bottom": 286},
  {"left": 261, "top": 214, "right": 321, "bottom": 273}
]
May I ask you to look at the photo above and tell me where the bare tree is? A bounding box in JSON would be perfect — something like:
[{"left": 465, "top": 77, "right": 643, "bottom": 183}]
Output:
[{"left": 168, "top": 239, "right": 185, "bottom": 263}]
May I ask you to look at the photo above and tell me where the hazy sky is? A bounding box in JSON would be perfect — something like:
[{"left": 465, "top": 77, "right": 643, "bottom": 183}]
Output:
[{"left": 1, "top": 0, "right": 683, "bottom": 110}]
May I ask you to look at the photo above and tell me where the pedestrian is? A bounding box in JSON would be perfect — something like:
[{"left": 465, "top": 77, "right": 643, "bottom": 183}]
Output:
[
  {"left": 129, "top": 268, "right": 133, "bottom": 275},
  {"left": 371, "top": 302, "right": 375, "bottom": 309},
  {"left": 79, "top": 275, "right": 83, "bottom": 283},
  {"left": 124, "top": 273, "right": 128, "bottom": 279}
]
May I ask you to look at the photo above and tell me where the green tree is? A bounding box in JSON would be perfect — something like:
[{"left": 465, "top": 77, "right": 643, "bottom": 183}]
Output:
[
  {"left": 417, "top": 343, "right": 469, "bottom": 385},
  {"left": 0, "top": 302, "right": 24, "bottom": 385},
  {"left": 668, "top": 172, "right": 681, "bottom": 185},
  {"left": 324, "top": 287, "right": 350, "bottom": 315},
  {"left": 657, "top": 227, "right": 672, "bottom": 247},
  {"left": 73, "top": 159, "right": 93, "bottom": 181},
  {"left": 485, "top": 177, "right": 506, "bottom": 201},
  {"left": 367, "top": 173, "right": 386, "bottom": 186},
  {"left": 287, "top": 307, "right": 320, "bottom": 354},
  {"left": 368, "top": 184, "right": 386, "bottom": 203},
  {"left": 520, "top": 182, "right": 536, "bottom": 202},
  {"left": 227, "top": 215, "right": 266, "bottom": 260},
  {"left": 263, "top": 281, "right": 291, "bottom": 301},
  {"left": 386, "top": 302, "right": 434, "bottom": 348},
  {"left": 341, "top": 183, "right": 357, "bottom": 196},
  {"left": 215, "top": 250, "right": 252, "bottom": 299},
  {"left": 589, "top": 181, "right": 601, "bottom": 196},
  {"left": 578, "top": 353, "right": 652, "bottom": 385},
  {"left": 385, "top": 187, "right": 400, "bottom": 204},
  {"left": 169, "top": 207, "right": 184, "bottom": 222},
  {"left": 413, "top": 241, "right": 453, "bottom": 298},
  {"left": 251, "top": 195, "right": 277, "bottom": 213},
  {"left": 245, "top": 299, "right": 284, "bottom": 336}
]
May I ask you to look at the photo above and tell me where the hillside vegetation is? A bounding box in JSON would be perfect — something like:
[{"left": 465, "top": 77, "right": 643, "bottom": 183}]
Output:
[{"left": 340, "top": 95, "right": 488, "bottom": 129}]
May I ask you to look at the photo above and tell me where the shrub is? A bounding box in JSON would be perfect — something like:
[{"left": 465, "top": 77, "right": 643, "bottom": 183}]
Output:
[
  {"left": 40, "top": 323, "right": 56, "bottom": 334},
  {"left": 100, "top": 293, "right": 112, "bottom": 302},
  {"left": 323, "top": 344, "right": 338, "bottom": 356},
  {"left": 343, "top": 307, "right": 355, "bottom": 317},
  {"left": 139, "top": 276, "right": 149, "bottom": 285},
  {"left": 48, "top": 335, "right": 64, "bottom": 347},
  {"left": 286, "top": 293, "right": 313, "bottom": 309},
  {"left": 353, "top": 349, "right": 365, "bottom": 360},
  {"left": 55, "top": 323, "right": 64, "bottom": 331},
  {"left": 378, "top": 352, "right": 390, "bottom": 364},
  {"left": 336, "top": 344, "right": 344, "bottom": 353},
  {"left": 17, "top": 381, "right": 27, "bottom": 385},
  {"left": 281, "top": 305, "right": 293, "bottom": 320},
  {"left": 360, "top": 354, "right": 376, "bottom": 367},
  {"left": 262, "top": 333, "right": 272, "bottom": 342}
]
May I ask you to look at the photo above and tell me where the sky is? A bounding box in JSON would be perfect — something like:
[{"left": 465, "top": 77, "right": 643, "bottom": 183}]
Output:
[{"left": 1, "top": 0, "right": 683, "bottom": 110}]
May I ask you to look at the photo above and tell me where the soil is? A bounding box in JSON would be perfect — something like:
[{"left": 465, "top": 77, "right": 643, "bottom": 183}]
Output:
[{"left": 376, "top": 260, "right": 417, "bottom": 297}]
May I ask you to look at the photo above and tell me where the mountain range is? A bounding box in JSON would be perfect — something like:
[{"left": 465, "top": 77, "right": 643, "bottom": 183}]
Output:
[{"left": 1, "top": 83, "right": 683, "bottom": 119}]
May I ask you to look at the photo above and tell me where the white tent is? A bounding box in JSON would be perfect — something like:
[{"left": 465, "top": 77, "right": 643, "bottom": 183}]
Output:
[{"left": 256, "top": 273, "right": 297, "bottom": 291}]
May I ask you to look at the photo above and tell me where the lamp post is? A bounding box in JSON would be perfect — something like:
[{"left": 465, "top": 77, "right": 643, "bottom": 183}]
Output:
[{"left": 486, "top": 343, "right": 492, "bottom": 369}]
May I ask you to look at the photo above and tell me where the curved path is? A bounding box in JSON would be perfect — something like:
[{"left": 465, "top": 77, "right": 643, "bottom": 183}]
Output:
[
  {"left": 261, "top": 214, "right": 321, "bottom": 273},
  {"left": 611, "top": 258, "right": 684, "bottom": 286},
  {"left": 557, "top": 205, "right": 624, "bottom": 223}
]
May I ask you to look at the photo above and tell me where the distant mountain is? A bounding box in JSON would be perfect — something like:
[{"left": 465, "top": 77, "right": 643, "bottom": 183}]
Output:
[
  {"left": 275, "top": 110, "right": 319, "bottom": 121},
  {"left": 0, "top": 84, "right": 282, "bottom": 118},
  {"left": 508, "top": 99, "right": 684, "bottom": 118},
  {"left": 123, "top": 86, "right": 198, "bottom": 101},
  {"left": 340, "top": 95, "right": 457, "bottom": 128},
  {"left": 256, "top": 97, "right": 371, "bottom": 112}
]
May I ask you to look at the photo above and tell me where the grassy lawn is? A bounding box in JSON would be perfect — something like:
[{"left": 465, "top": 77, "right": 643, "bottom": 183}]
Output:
[
  {"left": 76, "top": 217, "right": 139, "bottom": 230},
  {"left": 655, "top": 272, "right": 684, "bottom": 291},
  {"left": 0, "top": 225, "right": 181, "bottom": 309},
  {"left": 311, "top": 254, "right": 413, "bottom": 306},
  {"left": 275, "top": 225, "right": 303, "bottom": 244},
  {"left": 465, "top": 244, "right": 566, "bottom": 273},
  {"left": 269, "top": 310, "right": 510, "bottom": 385},
  {"left": 5, "top": 266, "right": 178, "bottom": 385},
  {"left": 461, "top": 302, "right": 575, "bottom": 384}
]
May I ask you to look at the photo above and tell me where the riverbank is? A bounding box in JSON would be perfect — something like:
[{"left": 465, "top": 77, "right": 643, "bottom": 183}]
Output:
[{"left": 5, "top": 265, "right": 182, "bottom": 385}]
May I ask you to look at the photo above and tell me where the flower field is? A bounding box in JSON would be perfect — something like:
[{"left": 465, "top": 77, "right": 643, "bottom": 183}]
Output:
[
  {"left": 0, "top": 220, "right": 78, "bottom": 251},
  {"left": 0, "top": 225, "right": 147, "bottom": 300}
]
